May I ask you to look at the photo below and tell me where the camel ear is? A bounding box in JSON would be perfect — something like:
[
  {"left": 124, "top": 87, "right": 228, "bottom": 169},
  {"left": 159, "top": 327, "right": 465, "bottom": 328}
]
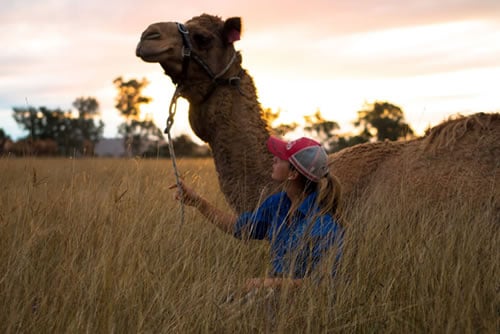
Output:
[{"left": 223, "top": 17, "right": 241, "bottom": 44}]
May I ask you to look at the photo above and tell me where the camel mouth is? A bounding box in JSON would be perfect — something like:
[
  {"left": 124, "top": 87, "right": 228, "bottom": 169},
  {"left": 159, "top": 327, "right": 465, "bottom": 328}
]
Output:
[
  {"left": 135, "top": 44, "right": 173, "bottom": 61},
  {"left": 136, "top": 27, "right": 173, "bottom": 60}
]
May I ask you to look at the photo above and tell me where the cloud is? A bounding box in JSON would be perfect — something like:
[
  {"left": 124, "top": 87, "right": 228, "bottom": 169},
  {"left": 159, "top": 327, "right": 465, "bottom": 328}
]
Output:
[{"left": 241, "top": 19, "right": 500, "bottom": 80}]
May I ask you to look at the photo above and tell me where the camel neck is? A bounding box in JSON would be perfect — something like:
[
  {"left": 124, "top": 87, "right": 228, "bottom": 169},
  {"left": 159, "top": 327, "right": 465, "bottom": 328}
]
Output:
[
  {"left": 185, "top": 70, "right": 275, "bottom": 213},
  {"left": 200, "top": 70, "right": 244, "bottom": 103}
]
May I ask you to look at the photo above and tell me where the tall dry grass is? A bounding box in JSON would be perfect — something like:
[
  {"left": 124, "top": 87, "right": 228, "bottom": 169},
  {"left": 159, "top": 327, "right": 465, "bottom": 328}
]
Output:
[{"left": 0, "top": 158, "right": 498, "bottom": 333}]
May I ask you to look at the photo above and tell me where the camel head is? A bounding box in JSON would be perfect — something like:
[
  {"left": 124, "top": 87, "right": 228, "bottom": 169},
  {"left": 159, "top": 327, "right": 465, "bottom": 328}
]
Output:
[{"left": 136, "top": 14, "right": 242, "bottom": 86}]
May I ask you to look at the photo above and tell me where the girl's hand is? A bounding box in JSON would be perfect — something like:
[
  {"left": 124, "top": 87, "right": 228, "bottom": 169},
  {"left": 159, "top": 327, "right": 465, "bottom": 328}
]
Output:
[{"left": 169, "top": 180, "right": 202, "bottom": 207}]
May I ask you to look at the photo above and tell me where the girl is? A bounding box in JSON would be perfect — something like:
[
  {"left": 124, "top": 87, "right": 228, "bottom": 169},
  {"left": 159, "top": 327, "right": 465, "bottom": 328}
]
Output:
[{"left": 171, "top": 136, "right": 343, "bottom": 290}]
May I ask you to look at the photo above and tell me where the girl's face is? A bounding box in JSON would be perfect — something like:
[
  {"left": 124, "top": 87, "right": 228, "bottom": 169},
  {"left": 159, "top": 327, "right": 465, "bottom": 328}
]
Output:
[{"left": 271, "top": 156, "right": 292, "bottom": 182}]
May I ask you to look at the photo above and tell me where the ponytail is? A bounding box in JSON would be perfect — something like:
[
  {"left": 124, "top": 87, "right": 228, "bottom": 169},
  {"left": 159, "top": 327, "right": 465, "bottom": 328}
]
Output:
[
  {"left": 290, "top": 164, "right": 343, "bottom": 225},
  {"left": 316, "top": 172, "right": 342, "bottom": 223}
]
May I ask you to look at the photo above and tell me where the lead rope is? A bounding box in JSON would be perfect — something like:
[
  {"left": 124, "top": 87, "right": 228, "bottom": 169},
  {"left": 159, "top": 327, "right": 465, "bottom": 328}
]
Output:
[{"left": 165, "top": 86, "right": 185, "bottom": 226}]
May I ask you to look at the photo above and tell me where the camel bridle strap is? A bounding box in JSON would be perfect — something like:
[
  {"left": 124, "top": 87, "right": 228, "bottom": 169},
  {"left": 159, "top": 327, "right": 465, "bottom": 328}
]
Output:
[{"left": 176, "top": 23, "right": 241, "bottom": 89}]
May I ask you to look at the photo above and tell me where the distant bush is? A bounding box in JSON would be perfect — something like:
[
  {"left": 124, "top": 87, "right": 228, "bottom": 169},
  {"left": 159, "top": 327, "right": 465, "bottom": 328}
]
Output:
[{"left": 142, "top": 135, "right": 211, "bottom": 158}]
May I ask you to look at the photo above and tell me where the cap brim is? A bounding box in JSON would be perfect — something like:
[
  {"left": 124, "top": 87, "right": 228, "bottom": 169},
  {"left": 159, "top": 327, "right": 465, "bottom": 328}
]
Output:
[{"left": 267, "top": 136, "right": 289, "bottom": 160}]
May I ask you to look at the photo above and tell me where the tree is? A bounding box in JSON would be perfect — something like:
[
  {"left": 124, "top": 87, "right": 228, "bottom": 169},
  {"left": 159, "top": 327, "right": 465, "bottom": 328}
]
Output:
[
  {"left": 169, "top": 134, "right": 210, "bottom": 157},
  {"left": 13, "top": 106, "right": 69, "bottom": 154},
  {"left": 333, "top": 135, "right": 368, "bottom": 152},
  {"left": 262, "top": 107, "right": 298, "bottom": 137},
  {"left": 142, "top": 134, "right": 211, "bottom": 158},
  {"left": 0, "top": 128, "right": 10, "bottom": 141},
  {"left": 73, "top": 97, "right": 99, "bottom": 118},
  {"left": 0, "top": 128, "right": 11, "bottom": 155},
  {"left": 303, "top": 109, "right": 340, "bottom": 151},
  {"left": 113, "top": 77, "right": 152, "bottom": 119},
  {"left": 12, "top": 100, "right": 104, "bottom": 156},
  {"left": 118, "top": 118, "right": 163, "bottom": 156},
  {"left": 113, "top": 76, "right": 159, "bottom": 156},
  {"left": 13, "top": 106, "right": 53, "bottom": 140},
  {"left": 72, "top": 97, "right": 105, "bottom": 154},
  {"left": 354, "top": 101, "right": 414, "bottom": 141}
]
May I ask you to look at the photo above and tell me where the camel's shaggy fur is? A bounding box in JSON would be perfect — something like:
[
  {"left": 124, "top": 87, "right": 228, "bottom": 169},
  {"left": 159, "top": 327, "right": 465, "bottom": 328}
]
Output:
[{"left": 137, "top": 14, "right": 499, "bottom": 219}]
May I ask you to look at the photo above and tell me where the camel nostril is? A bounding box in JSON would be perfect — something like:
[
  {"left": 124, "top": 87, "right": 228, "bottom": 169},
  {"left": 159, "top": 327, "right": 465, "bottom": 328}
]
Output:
[{"left": 142, "top": 32, "right": 161, "bottom": 41}]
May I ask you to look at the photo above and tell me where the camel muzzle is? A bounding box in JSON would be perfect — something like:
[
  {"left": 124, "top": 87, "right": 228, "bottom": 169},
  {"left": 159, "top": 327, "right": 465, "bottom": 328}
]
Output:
[{"left": 136, "top": 27, "right": 163, "bottom": 58}]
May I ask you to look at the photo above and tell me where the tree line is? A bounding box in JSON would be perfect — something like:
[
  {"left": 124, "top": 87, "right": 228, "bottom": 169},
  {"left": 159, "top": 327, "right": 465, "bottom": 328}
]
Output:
[
  {"left": 0, "top": 77, "right": 414, "bottom": 157},
  {"left": 264, "top": 101, "right": 414, "bottom": 153}
]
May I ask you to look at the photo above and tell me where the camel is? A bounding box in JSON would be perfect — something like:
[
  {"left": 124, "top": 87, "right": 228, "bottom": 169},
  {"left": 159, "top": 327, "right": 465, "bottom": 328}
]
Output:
[
  {"left": 2, "top": 138, "right": 58, "bottom": 156},
  {"left": 32, "top": 139, "right": 58, "bottom": 156},
  {"left": 136, "top": 14, "right": 499, "bottom": 218}
]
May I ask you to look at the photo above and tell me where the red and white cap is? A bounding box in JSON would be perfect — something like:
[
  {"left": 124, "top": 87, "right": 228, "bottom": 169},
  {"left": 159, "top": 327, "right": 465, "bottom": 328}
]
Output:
[{"left": 267, "top": 136, "right": 329, "bottom": 182}]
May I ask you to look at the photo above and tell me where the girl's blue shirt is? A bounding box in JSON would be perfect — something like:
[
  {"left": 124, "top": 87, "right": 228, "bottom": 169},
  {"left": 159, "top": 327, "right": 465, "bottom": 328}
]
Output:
[{"left": 234, "top": 191, "right": 343, "bottom": 278}]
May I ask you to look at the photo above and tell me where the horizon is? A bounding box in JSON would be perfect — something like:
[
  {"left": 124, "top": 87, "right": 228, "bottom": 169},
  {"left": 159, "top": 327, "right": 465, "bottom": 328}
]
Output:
[{"left": 1, "top": 0, "right": 499, "bottom": 141}]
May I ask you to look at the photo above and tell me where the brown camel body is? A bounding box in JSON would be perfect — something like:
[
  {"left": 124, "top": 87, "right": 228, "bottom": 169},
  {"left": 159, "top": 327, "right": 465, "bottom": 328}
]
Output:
[
  {"left": 330, "top": 113, "right": 499, "bottom": 213},
  {"left": 136, "top": 14, "right": 499, "bottom": 218},
  {"left": 2, "top": 138, "right": 59, "bottom": 156}
]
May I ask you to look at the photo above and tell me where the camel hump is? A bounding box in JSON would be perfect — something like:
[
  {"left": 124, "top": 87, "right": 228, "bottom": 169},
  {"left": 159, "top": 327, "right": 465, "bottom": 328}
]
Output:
[{"left": 423, "top": 112, "right": 500, "bottom": 152}]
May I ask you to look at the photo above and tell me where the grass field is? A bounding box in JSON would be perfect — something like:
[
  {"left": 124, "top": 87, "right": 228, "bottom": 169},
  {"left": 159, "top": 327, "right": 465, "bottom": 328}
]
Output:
[{"left": 1, "top": 158, "right": 498, "bottom": 333}]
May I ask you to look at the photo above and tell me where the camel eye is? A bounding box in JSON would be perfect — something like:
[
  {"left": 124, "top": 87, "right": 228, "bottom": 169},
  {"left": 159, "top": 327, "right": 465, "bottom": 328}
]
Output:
[{"left": 193, "top": 33, "right": 212, "bottom": 49}]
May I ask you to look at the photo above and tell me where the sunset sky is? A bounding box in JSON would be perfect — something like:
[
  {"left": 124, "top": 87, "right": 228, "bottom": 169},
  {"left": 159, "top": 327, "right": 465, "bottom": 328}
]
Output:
[{"left": 1, "top": 0, "right": 499, "bottom": 141}]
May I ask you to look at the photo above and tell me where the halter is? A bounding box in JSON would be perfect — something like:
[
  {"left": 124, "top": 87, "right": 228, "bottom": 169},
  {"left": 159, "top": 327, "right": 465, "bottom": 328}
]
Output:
[{"left": 175, "top": 23, "right": 241, "bottom": 94}]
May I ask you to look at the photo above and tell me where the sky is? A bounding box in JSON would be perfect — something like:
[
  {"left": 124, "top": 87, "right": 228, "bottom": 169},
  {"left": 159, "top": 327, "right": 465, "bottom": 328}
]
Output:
[{"left": 1, "top": 0, "right": 499, "bottom": 141}]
